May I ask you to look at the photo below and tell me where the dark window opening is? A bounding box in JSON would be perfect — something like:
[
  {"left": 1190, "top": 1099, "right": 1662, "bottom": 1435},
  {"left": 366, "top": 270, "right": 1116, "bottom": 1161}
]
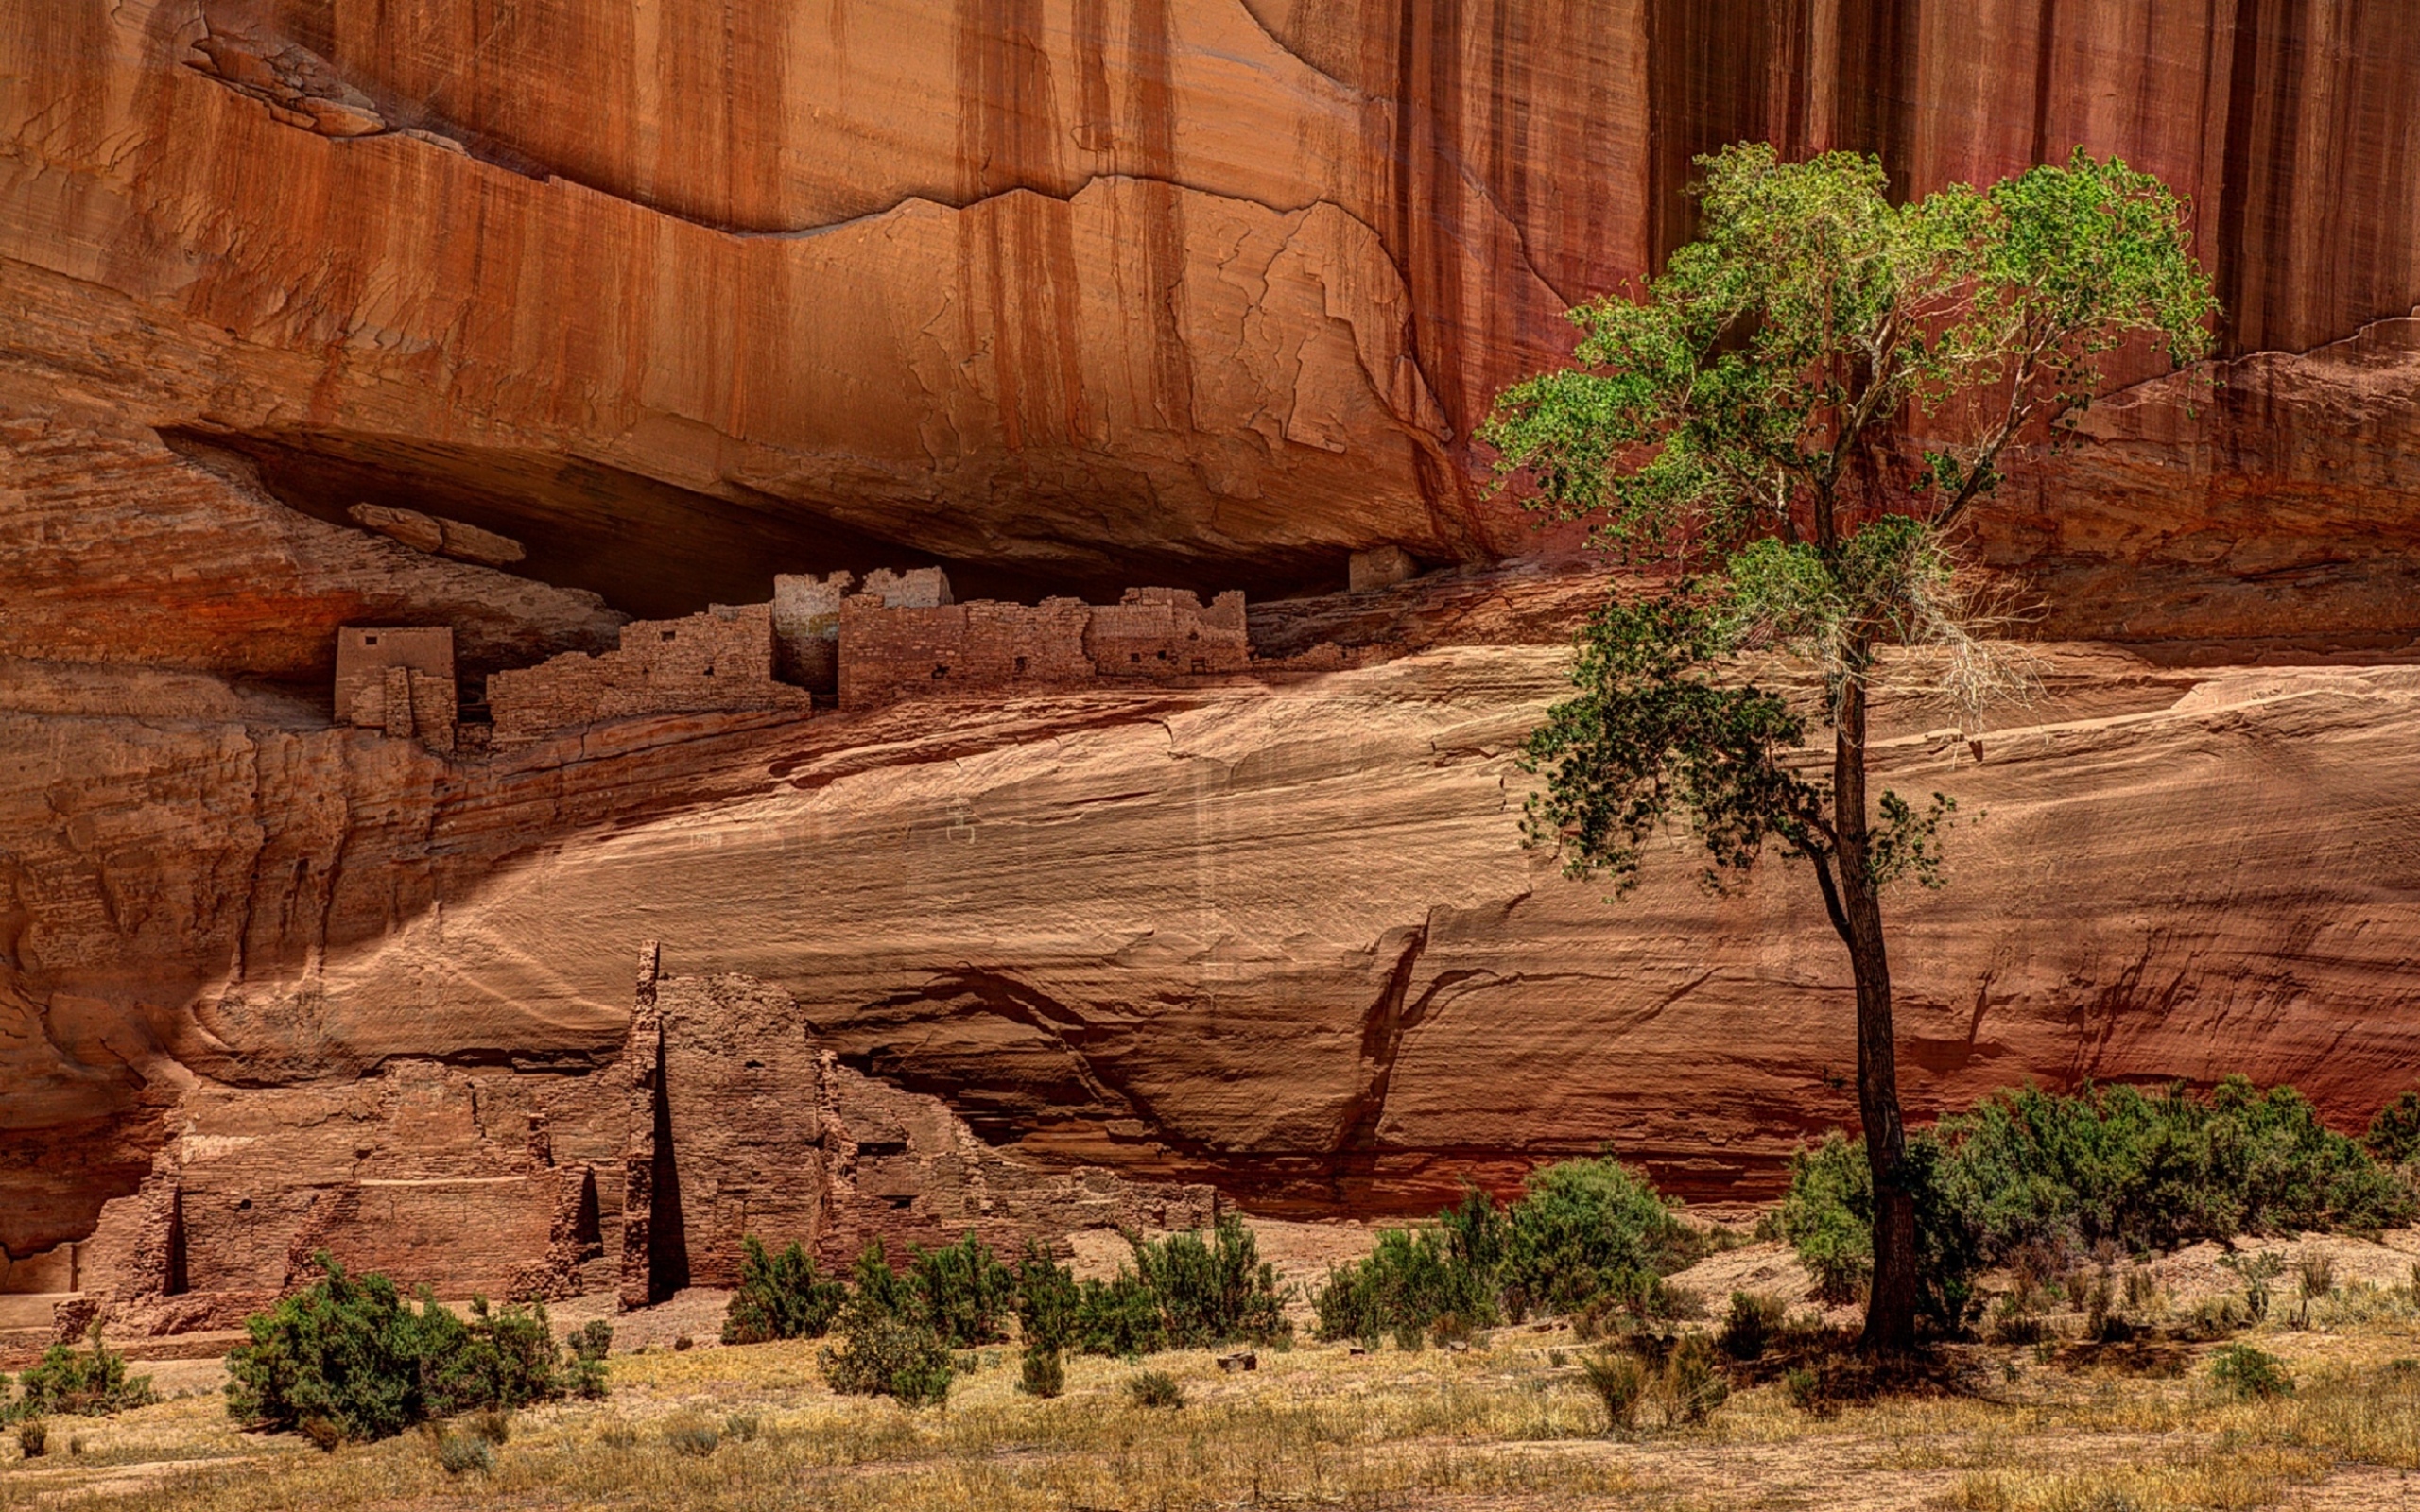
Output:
[
  {"left": 1129, "top": 652, "right": 1142, "bottom": 663},
  {"left": 1156, "top": 649, "right": 1169, "bottom": 660},
  {"left": 932, "top": 663, "right": 950, "bottom": 679},
  {"left": 362, "top": 633, "right": 379, "bottom": 645},
  {"left": 164, "top": 1187, "right": 189, "bottom": 1297},
  {"left": 1013, "top": 656, "right": 1028, "bottom": 675},
  {"left": 1187, "top": 630, "right": 1199, "bottom": 641},
  {"left": 660, "top": 629, "right": 677, "bottom": 642}
]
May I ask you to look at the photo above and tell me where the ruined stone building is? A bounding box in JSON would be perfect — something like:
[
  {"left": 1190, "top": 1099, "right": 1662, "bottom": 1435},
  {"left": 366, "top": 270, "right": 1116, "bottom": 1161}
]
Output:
[
  {"left": 336, "top": 567, "right": 1299, "bottom": 747},
  {"left": 770, "top": 566, "right": 951, "bottom": 694},
  {"left": 334, "top": 627, "right": 458, "bottom": 753},
  {"left": 486, "top": 602, "right": 811, "bottom": 747},
  {"left": 60, "top": 946, "right": 1216, "bottom": 1341},
  {"left": 839, "top": 587, "right": 1251, "bottom": 708}
]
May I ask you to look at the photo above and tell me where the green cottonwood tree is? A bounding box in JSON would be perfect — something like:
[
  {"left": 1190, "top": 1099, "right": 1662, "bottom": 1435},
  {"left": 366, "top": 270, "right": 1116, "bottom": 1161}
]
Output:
[{"left": 1482, "top": 144, "right": 2215, "bottom": 1350}]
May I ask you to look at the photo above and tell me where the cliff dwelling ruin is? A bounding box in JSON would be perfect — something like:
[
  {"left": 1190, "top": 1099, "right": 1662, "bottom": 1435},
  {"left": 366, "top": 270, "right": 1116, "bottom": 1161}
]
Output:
[{"left": 345, "top": 567, "right": 1362, "bottom": 752}]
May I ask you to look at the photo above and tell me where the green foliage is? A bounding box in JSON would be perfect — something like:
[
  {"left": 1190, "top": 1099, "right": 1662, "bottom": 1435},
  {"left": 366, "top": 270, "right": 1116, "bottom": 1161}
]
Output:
[
  {"left": 721, "top": 1237, "right": 847, "bottom": 1345},
  {"left": 1779, "top": 1081, "right": 2413, "bottom": 1331},
  {"left": 1018, "top": 1344, "right": 1064, "bottom": 1398},
  {"left": 9, "top": 1326, "right": 156, "bottom": 1419},
  {"left": 1128, "top": 1214, "right": 1293, "bottom": 1349},
  {"left": 2368, "top": 1091, "right": 2420, "bottom": 1167},
  {"left": 1073, "top": 1272, "right": 1168, "bottom": 1359},
  {"left": 1484, "top": 143, "right": 2214, "bottom": 561},
  {"left": 14, "top": 1418, "right": 45, "bottom": 1457},
  {"left": 2210, "top": 1342, "right": 2294, "bottom": 1400},
  {"left": 563, "top": 1320, "right": 612, "bottom": 1400},
  {"left": 1776, "top": 1132, "right": 1979, "bottom": 1330},
  {"left": 1942, "top": 1079, "right": 2411, "bottom": 1257},
  {"left": 1126, "top": 1369, "right": 1184, "bottom": 1409},
  {"left": 1492, "top": 139, "right": 2217, "bottom": 1350},
  {"left": 224, "top": 1253, "right": 592, "bottom": 1445},
  {"left": 1310, "top": 1191, "right": 1504, "bottom": 1346},
  {"left": 1780, "top": 1134, "right": 1879, "bottom": 1304},
  {"left": 1500, "top": 1157, "right": 1702, "bottom": 1318},
  {"left": 819, "top": 1301, "right": 953, "bottom": 1408},
  {"left": 1718, "top": 1292, "right": 1787, "bottom": 1361},
  {"left": 1011, "top": 1240, "right": 1082, "bottom": 1352},
  {"left": 908, "top": 1233, "right": 1017, "bottom": 1349}
]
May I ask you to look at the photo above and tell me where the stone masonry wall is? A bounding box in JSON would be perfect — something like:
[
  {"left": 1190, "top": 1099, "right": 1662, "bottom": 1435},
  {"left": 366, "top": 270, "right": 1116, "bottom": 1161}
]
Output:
[
  {"left": 772, "top": 567, "right": 952, "bottom": 694},
  {"left": 489, "top": 601, "right": 810, "bottom": 746},
  {"left": 838, "top": 588, "right": 1251, "bottom": 708},
  {"left": 334, "top": 627, "right": 458, "bottom": 753},
  {"left": 1085, "top": 588, "right": 1249, "bottom": 679},
  {"left": 54, "top": 949, "right": 1217, "bottom": 1349}
]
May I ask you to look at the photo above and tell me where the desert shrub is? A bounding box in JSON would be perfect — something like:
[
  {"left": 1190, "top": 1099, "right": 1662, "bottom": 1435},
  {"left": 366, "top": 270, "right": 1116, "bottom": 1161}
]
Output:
[
  {"left": 2210, "top": 1342, "right": 2293, "bottom": 1400},
  {"left": 909, "top": 1233, "right": 1017, "bottom": 1349},
  {"left": 721, "top": 1237, "right": 847, "bottom": 1345},
  {"left": 1778, "top": 1080, "right": 2400, "bottom": 1334},
  {"left": 423, "top": 1295, "right": 563, "bottom": 1417},
  {"left": 1658, "top": 1334, "right": 1728, "bottom": 1425},
  {"left": 1719, "top": 1292, "right": 1787, "bottom": 1360},
  {"left": 664, "top": 1415, "right": 720, "bottom": 1456},
  {"left": 1126, "top": 1369, "right": 1184, "bottom": 1408},
  {"left": 1943, "top": 1080, "right": 2411, "bottom": 1260},
  {"left": 722, "top": 1412, "right": 761, "bottom": 1442},
  {"left": 1579, "top": 1350, "right": 1648, "bottom": 1432},
  {"left": 2221, "top": 1251, "right": 2285, "bottom": 1323},
  {"left": 434, "top": 1430, "right": 493, "bottom": 1475},
  {"left": 1011, "top": 1241, "right": 1082, "bottom": 1351},
  {"left": 1076, "top": 1271, "right": 1167, "bottom": 1359},
  {"left": 1500, "top": 1156, "right": 1701, "bottom": 1318},
  {"left": 1129, "top": 1214, "right": 1292, "bottom": 1349},
  {"left": 465, "top": 1407, "right": 511, "bottom": 1445},
  {"left": 2296, "top": 1250, "right": 2338, "bottom": 1300},
  {"left": 2368, "top": 1091, "right": 2420, "bottom": 1167},
  {"left": 1011, "top": 1244, "right": 1166, "bottom": 1359},
  {"left": 1312, "top": 1191, "right": 1505, "bottom": 1346},
  {"left": 564, "top": 1319, "right": 612, "bottom": 1399},
  {"left": 15, "top": 1418, "right": 45, "bottom": 1457},
  {"left": 1780, "top": 1134, "right": 1875, "bottom": 1303},
  {"left": 1018, "top": 1344, "right": 1064, "bottom": 1398},
  {"left": 1783, "top": 1365, "right": 1841, "bottom": 1418},
  {"left": 820, "top": 1295, "right": 954, "bottom": 1408},
  {"left": 224, "top": 1253, "right": 594, "bottom": 1444},
  {"left": 10, "top": 1325, "right": 157, "bottom": 1418}
]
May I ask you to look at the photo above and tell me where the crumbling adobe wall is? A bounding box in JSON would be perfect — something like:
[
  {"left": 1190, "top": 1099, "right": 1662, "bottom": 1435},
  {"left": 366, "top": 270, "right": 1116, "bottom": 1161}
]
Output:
[
  {"left": 489, "top": 602, "right": 809, "bottom": 746},
  {"left": 837, "top": 587, "right": 1253, "bottom": 708},
  {"left": 772, "top": 567, "right": 952, "bottom": 694},
  {"left": 837, "top": 594, "right": 1095, "bottom": 708},
  {"left": 334, "top": 627, "right": 458, "bottom": 753},
  {"left": 1085, "top": 589, "right": 1249, "bottom": 679},
  {"left": 47, "top": 947, "right": 1215, "bottom": 1350}
]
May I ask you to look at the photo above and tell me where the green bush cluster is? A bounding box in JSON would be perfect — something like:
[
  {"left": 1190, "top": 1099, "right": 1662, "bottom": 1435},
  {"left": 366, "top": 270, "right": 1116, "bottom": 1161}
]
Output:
[
  {"left": 7, "top": 1326, "right": 158, "bottom": 1421},
  {"left": 720, "top": 1238, "right": 847, "bottom": 1345},
  {"left": 1313, "top": 1160, "right": 1702, "bottom": 1343},
  {"left": 741, "top": 1217, "right": 1288, "bottom": 1408},
  {"left": 1777, "top": 1079, "right": 2415, "bottom": 1333},
  {"left": 1013, "top": 1216, "right": 1293, "bottom": 1361},
  {"left": 225, "top": 1253, "right": 604, "bottom": 1445}
]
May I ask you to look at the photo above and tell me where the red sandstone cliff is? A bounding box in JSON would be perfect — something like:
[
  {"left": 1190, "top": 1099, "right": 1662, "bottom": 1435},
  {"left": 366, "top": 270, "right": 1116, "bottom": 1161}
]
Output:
[{"left": 5, "top": 1, "right": 2420, "bottom": 1296}]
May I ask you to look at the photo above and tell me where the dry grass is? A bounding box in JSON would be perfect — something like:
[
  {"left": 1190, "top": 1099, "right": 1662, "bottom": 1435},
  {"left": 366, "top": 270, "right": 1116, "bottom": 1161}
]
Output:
[{"left": 9, "top": 1310, "right": 2420, "bottom": 1511}]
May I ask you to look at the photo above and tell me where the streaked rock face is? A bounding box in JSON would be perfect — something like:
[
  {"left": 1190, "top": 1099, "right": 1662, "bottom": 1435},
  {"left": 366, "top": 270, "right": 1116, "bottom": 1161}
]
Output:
[
  {"left": 6, "top": 0, "right": 2420, "bottom": 1282},
  {"left": 7, "top": 1, "right": 2420, "bottom": 602}
]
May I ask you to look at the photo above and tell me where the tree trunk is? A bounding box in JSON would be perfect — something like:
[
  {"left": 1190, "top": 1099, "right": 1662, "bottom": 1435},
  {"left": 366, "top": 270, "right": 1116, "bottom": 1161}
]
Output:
[{"left": 1831, "top": 675, "right": 1921, "bottom": 1352}]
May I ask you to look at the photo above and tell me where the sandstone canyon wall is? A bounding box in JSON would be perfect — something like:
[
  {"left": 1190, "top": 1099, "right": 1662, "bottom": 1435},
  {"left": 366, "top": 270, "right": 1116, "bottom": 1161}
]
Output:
[{"left": 5, "top": 0, "right": 2420, "bottom": 1305}]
